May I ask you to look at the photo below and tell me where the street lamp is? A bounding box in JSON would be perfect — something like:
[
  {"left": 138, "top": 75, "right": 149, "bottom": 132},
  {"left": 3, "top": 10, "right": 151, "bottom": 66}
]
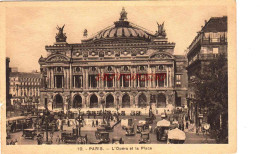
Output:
[
  {"left": 76, "top": 107, "right": 83, "bottom": 137},
  {"left": 99, "top": 92, "right": 105, "bottom": 124},
  {"left": 44, "top": 108, "right": 51, "bottom": 143}
]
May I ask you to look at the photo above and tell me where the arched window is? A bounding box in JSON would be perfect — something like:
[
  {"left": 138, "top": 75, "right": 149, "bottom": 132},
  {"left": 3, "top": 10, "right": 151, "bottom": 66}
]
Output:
[
  {"left": 54, "top": 94, "right": 63, "bottom": 108},
  {"left": 122, "top": 94, "right": 130, "bottom": 108},
  {"left": 157, "top": 93, "right": 166, "bottom": 108},
  {"left": 106, "top": 94, "right": 114, "bottom": 108},
  {"left": 73, "top": 95, "right": 82, "bottom": 108},
  {"left": 90, "top": 94, "right": 98, "bottom": 108},
  {"left": 138, "top": 93, "right": 147, "bottom": 108}
]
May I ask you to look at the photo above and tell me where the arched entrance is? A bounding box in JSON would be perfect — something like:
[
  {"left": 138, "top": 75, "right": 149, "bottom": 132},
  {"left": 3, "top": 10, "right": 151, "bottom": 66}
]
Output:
[
  {"left": 90, "top": 94, "right": 98, "bottom": 108},
  {"left": 106, "top": 94, "right": 114, "bottom": 108},
  {"left": 122, "top": 93, "right": 130, "bottom": 108},
  {"left": 54, "top": 94, "right": 63, "bottom": 108},
  {"left": 157, "top": 93, "right": 166, "bottom": 108},
  {"left": 73, "top": 95, "right": 82, "bottom": 108},
  {"left": 138, "top": 93, "right": 147, "bottom": 108}
]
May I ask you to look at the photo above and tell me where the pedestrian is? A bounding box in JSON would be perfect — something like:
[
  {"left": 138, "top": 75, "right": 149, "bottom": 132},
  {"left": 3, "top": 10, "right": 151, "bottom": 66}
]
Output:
[
  {"left": 14, "top": 139, "right": 18, "bottom": 145},
  {"left": 67, "top": 117, "right": 70, "bottom": 127},
  {"left": 186, "top": 121, "right": 189, "bottom": 129},
  {"left": 60, "top": 120, "right": 63, "bottom": 131},
  {"left": 96, "top": 119, "right": 98, "bottom": 127},
  {"left": 84, "top": 134, "right": 88, "bottom": 144},
  {"left": 92, "top": 120, "right": 95, "bottom": 127},
  {"left": 56, "top": 135, "right": 60, "bottom": 144}
]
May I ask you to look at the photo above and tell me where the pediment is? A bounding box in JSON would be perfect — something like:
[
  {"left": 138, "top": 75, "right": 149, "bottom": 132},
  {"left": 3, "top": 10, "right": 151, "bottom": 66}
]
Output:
[
  {"left": 150, "top": 52, "right": 173, "bottom": 59},
  {"left": 46, "top": 54, "right": 70, "bottom": 63}
]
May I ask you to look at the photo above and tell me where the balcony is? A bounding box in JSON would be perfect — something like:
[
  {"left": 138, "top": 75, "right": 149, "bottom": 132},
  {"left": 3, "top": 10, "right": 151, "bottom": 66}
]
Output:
[{"left": 188, "top": 54, "right": 219, "bottom": 66}]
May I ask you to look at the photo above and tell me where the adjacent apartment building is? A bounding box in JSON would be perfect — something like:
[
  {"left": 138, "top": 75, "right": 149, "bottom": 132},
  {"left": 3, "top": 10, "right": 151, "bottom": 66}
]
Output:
[{"left": 186, "top": 16, "right": 227, "bottom": 125}]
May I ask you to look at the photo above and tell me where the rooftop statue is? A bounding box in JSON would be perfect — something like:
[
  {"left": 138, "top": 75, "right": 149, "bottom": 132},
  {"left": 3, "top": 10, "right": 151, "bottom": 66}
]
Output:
[
  {"left": 119, "top": 7, "right": 127, "bottom": 21},
  {"left": 83, "top": 29, "right": 88, "bottom": 37},
  {"left": 155, "top": 22, "right": 167, "bottom": 38},
  {"left": 55, "top": 24, "right": 67, "bottom": 42}
]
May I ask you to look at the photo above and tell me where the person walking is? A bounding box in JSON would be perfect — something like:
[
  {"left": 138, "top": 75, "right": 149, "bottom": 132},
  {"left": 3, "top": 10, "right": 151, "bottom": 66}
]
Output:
[
  {"left": 56, "top": 135, "right": 61, "bottom": 144},
  {"left": 96, "top": 119, "right": 98, "bottom": 127},
  {"left": 67, "top": 117, "right": 70, "bottom": 127},
  {"left": 92, "top": 120, "right": 95, "bottom": 127}
]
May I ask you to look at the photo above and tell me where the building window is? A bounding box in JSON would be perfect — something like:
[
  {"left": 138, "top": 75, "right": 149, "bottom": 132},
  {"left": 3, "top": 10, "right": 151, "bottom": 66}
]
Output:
[
  {"left": 92, "top": 67, "right": 96, "bottom": 72},
  {"left": 213, "top": 47, "right": 219, "bottom": 54},
  {"left": 159, "top": 65, "right": 164, "bottom": 70},
  {"left": 121, "top": 74, "right": 130, "bottom": 87},
  {"left": 89, "top": 75, "right": 97, "bottom": 88},
  {"left": 55, "top": 75, "right": 63, "bottom": 88},
  {"left": 176, "top": 81, "right": 181, "bottom": 87},
  {"left": 75, "top": 67, "right": 80, "bottom": 72},
  {"left": 176, "top": 75, "right": 181, "bottom": 80},
  {"left": 140, "top": 66, "right": 144, "bottom": 71},
  {"left": 73, "top": 75, "right": 82, "bottom": 88},
  {"left": 156, "top": 73, "right": 166, "bottom": 87},
  {"left": 108, "top": 66, "right": 112, "bottom": 72},
  {"left": 138, "top": 74, "right": 146, "bottom": 87},
  {"left": 104, "top": 74, "right": 114, "bottom": 88},
  {"left": 123, "top": 66, "right": 129, "bottom": 71}
]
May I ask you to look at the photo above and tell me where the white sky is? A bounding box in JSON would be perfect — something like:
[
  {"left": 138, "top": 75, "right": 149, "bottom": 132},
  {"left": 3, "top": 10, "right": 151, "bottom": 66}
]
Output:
[{"left": 6, "top": 5, "right": 227, "bottom": 72}]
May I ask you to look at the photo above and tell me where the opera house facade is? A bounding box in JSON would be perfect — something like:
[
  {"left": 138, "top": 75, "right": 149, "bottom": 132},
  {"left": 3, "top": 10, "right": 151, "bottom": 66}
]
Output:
[{"left": 38, "top": 8, "right": 187, "bottom": 114}]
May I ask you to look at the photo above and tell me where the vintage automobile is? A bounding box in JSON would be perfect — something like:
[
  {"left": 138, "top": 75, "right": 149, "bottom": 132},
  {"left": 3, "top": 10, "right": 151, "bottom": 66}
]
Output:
[
  {"left": 136, "top": 111, "right": 141, "bottom": 116},
  {"left": 121, "top": 111, "right": 126, "bottom": 116},
  {"left": 130, "top": 111, "right": 135, "bottom": 116},
  {"left": 167, "top": 128, "right": 186, "bottom": 144},
  {"left": 112, "top": 137, "right": 124, "bottom": 144},
  {"left": 100, "top": 123, "right": 113, "bottom": 132},
  {"left": 7, "top": 116, "right": 28, "bottom": 132},
  {"left": 22, "top": 129, "right": 37, "bottom": 139},
  {"left": 139, "top": 132, "right": 150, "bottom": 144},
  {"left": 125, "top": 125, "right": 135, "bottom": 136},
  {"left": 61, "top": 131, "right": 78, "bottom": 144},
  {"left": 155, "top": 119, "right": 171, "bottom": 141},
  {"left": 121, "top": 118, "right": 134, "bottom": 129},
  {"left": 95, "top": 131, "right": 110, "bottom": 144},
  {"left": 136, "top": 123, "right": 147, "bottom": 133},
  {"left": 145, "top": 117, "right": 153, "bottom": 125},
  {"left": 155, "top": 126, "right": 170, "bottom": 141}
]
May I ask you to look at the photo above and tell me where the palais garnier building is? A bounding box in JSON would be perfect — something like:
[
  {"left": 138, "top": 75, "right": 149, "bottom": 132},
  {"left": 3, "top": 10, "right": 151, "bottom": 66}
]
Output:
[{"left": 38, "top": 8, "right": 188, "bottom": 114}]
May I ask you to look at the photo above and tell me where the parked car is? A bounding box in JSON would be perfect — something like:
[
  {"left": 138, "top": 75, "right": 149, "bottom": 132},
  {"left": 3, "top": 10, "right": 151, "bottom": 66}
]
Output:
[
  {"left": 139, "top": 132, "right": 150, "bottom": 144},
  {"left": 22, "top": 129, "right": 37, "bottom": 139}
]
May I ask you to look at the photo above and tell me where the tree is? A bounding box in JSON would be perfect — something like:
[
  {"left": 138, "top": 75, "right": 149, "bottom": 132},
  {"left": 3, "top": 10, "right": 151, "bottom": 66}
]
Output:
[{"left": 194, "top": 53, "right": 228, "bottom": 143}]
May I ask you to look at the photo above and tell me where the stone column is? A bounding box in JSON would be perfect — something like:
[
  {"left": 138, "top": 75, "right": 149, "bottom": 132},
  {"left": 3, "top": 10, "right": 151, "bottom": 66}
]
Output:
[
  {"left": 83, "top": 68, "right": 86, "bottom": 89},
  {"left": 51, "top": 68, "right": 54, "bottom": 88},
  {"left": 169, "top": 67, "right": 172, "bottom": 87},
  {"left": 166, "top": 67, "right": 170, "bottom": 87},
  {"left": 86, "top": 68, "right": 89, "bottom": 89},
  {"left": 63, "top": 68, "right": 66, "bottom": 89},
  {"left": 117, "top": 67, "right": 121, "bottom": 88},
  {"left": 69, "top": 64, "right": 73, "bottom": 89}
]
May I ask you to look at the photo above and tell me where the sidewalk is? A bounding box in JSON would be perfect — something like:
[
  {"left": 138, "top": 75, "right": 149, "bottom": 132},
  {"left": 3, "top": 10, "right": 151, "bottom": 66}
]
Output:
[{"left": 184, "top": 128, "right": 216, "bottom": 144}]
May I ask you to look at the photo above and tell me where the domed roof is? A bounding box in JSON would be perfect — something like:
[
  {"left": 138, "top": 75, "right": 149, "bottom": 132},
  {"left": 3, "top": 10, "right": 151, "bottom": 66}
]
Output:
[
  {"left": 83, "top": 8, "right": 155, "bottom": 43},
  {"left": 93, "top": 22, "right": 152, "bottom": 40}
]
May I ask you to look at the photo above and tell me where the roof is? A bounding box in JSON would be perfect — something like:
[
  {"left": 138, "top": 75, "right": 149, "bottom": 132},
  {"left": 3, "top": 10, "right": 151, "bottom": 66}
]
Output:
[
  {"left": 156, "top": 119, "right": 171, "bottom": 127},
  {"left": 10, "top": 72, "right": 41, "bottom": 78},
  {"left": 82, "top": 8, "right": 155, "bottom": 44},
  {"left": 202, "top": 16, "right": 227, "bottom": 32}
]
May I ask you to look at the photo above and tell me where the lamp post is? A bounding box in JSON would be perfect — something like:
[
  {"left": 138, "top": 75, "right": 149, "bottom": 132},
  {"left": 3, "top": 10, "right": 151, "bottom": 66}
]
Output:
[
  {"left": 76, "top": 108, "right": 83, "bottom": 137},
  {"left": 99, "top": 92, "right": 105, "bottom": 124},
  {"left": 115, "top": 92, "right": 120, "bottom": 114},
  {"left": 44, "top": 108, "right": 50, "bottom": 143}
]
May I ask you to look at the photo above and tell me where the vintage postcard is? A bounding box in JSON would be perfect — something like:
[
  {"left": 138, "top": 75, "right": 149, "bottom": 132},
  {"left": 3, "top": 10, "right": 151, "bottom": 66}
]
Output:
[{"left": 0, "top": 0, "right": 236, "bottom": 153}]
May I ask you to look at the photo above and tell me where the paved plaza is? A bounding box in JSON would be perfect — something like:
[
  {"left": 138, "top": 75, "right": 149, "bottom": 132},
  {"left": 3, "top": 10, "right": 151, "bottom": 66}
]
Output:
[{"left": 6, "top": 115, "right": 215, "bottom": 145}]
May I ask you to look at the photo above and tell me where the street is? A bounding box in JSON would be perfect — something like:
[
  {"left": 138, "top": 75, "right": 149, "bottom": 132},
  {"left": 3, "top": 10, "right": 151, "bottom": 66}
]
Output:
[{"left": 6, "top": 115, "right": 215, "bottom": 145}]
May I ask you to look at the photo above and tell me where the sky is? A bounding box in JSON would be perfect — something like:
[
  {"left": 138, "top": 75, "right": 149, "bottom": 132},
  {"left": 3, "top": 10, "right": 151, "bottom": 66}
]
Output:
[{"left": 6, "top": 5, "right": 227, "bottom": 72}]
